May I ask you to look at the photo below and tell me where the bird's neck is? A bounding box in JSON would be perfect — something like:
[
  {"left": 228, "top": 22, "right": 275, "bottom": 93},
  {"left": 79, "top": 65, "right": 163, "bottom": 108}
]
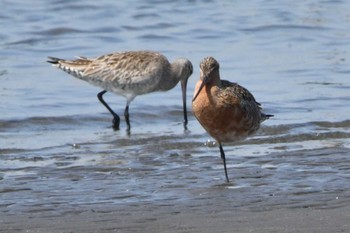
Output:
[
  {"left": 161, "top": 61, "right": 183, "bottom": 91},
  {"left": 206, "top": 71, "right": 221, "bottom": 87}
]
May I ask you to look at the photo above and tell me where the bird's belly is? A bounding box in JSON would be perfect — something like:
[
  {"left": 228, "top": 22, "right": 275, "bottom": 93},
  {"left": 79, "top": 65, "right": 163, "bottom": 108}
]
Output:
[
  {"left": 193, "top": 101, "right": 260, "bottom": 143},
  {"left": 109, "top": 84, "right": 155, "bottom": 96},
  {"left": 86, "top": 78, "right": 158, "bottom": 98}
]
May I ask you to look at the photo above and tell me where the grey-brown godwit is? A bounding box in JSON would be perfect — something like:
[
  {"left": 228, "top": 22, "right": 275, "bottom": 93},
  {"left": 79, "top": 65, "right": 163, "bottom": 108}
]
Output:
[{"left": 48, "top": 51, "right": 193, "bottom": 131}]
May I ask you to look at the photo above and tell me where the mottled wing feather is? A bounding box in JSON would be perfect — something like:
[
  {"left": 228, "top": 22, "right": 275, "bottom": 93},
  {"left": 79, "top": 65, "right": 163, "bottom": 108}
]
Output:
[
  {"left": 82, "top": 52, "right": 167, "bottom": 92},
  {"left": 219, "top": 80, "right": 263, "bottom": 121},
  {"left": 49, "top": 51, "right": 172, "bottom": 95},
  {"left": 220, "top": 80, "right": 258, "bottom": 105}
]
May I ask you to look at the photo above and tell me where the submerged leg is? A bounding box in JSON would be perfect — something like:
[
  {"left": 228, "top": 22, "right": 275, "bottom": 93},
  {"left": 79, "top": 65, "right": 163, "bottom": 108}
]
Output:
[
  {"left": 219, "top": 143, "right": 230, "bottom": 182},
  {"left": 124, "top": 104, "right": 130, "bottom": 132},
  {"left": 97, "top": 90, "right": 120, "bottom": 130}
]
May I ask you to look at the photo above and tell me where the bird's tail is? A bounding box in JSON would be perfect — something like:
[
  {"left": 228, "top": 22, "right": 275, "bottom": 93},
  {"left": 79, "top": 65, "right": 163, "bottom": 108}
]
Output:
[
  {"left": 47, "top": 56, "right": 91, "bottom": 79},
  {"left": 261, "top": 113, "right": 274, "bottom": 122},
  {"left": 47, "top": 56, "right": 61, "bottom": 65}
]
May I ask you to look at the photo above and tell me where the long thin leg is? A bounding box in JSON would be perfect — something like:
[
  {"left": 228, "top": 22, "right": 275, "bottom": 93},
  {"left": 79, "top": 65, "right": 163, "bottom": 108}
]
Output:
[
  {"left": 219, "top": 143, "right": 230, "bottom": 182},
  {"left": 97, "top": 90, "right": 120, "bottom": 130},
  {"left": 181, "top": 78, "right": 188, "bottom": 129},
  {"left": 124, "top": 104, "right": 130, "bottom": 132}
]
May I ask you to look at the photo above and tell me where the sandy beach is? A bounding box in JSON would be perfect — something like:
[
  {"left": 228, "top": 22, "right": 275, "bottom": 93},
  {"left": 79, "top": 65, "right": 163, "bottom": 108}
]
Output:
[{"left": 1, "top": 203, "right": 349, "bottom": 233}]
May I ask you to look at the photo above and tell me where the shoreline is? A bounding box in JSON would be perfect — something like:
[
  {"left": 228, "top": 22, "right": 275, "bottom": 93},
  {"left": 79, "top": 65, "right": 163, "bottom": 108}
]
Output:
[{"left": 1, "top": 204, "right": 349, "bottom": 233}]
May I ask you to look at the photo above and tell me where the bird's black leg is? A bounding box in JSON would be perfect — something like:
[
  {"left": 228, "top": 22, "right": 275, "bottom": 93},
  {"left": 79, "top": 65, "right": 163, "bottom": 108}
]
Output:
[
  {"left": 181, "top": 78, "right": 188, "bottom": 130},
  {"left": 219, "top": 143, "right": 230, "bottom": 182},
  {"left": 97, "top": 90, "right": 120, "bottom": 130},
  {"left": 124, "top": 104, "right": 131, "bottom": 132}
]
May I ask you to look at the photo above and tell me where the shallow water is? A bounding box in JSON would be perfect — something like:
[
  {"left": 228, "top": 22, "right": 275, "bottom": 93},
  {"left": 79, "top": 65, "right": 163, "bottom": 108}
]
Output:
[{"left": 1, "top": 0, "right": 350, "bottom": 224}]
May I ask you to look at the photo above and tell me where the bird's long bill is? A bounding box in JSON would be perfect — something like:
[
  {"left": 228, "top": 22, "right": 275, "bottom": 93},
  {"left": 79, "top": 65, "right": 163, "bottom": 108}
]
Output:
[
  {"left": 192, "top": 79, "right": 206, "bottom": 102},
  {"left": 181, "top": 78, "right": 188, "bottom": 126}
]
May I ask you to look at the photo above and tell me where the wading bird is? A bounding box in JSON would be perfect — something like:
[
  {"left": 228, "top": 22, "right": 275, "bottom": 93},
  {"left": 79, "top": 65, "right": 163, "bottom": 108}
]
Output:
[
  {"left": 48, "top": 51, "right": 193, "bottom": 131},
  {"left": 192, "top": 57, "right": 273, "bottom": 182}
]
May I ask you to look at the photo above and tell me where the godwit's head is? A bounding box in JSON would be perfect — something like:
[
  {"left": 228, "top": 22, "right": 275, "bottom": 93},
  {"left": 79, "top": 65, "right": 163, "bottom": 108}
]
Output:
[
  {"left": 199, "top": 56, "right": 220, "bottom": 81},
  {"left": 175, "top": 58, "right": 193, "bottom": 127},
  {"left": 193, "top": 57, "right": 220, "bottom": 102},
  {"left": 176, "top": 58, "right": 193, "bottom": 83}
]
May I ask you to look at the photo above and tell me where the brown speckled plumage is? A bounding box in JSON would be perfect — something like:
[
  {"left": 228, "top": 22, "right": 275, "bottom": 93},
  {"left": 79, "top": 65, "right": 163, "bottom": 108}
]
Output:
[{"left": 48, "top": 51, "right": 193, "bottom": 131}]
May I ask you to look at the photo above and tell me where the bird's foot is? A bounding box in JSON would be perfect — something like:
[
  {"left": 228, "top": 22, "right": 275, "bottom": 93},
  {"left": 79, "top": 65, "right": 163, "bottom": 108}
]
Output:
[{"left": 112, "top": 116, "right": 120, "bottom": 131}]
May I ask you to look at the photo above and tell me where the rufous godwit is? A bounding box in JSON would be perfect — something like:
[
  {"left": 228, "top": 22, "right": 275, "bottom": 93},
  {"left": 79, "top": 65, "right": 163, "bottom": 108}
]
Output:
[
  {"left": 48, "top": 51, "right": 193, "bottom": 131},
  {"left": 192, "top": 57, "right": 273, "bottom": 182}
]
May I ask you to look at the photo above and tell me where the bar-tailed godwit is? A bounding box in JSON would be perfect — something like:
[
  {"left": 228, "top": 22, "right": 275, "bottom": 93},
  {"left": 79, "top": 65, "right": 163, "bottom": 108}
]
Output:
[
  {"left": 48, "top": 51, "right": 193, "bottom": 131},
  {"left": 192, "top": 57, "right": 273, "bottom": 182}
]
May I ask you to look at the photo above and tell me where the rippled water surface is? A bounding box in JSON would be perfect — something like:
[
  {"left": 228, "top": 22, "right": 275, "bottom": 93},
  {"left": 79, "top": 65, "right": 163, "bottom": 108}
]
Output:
[{"left": 1, "top": 0, "right": 350, "bottom": 231}]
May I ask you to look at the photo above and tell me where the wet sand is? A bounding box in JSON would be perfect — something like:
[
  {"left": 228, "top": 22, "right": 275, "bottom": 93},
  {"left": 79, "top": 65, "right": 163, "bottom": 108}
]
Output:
[
  {"left": 1, "top": 124, "right": 350, "bottom": 233},
  {"left": 1, "top": 204, "right": 349, "bottom": 233}
]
